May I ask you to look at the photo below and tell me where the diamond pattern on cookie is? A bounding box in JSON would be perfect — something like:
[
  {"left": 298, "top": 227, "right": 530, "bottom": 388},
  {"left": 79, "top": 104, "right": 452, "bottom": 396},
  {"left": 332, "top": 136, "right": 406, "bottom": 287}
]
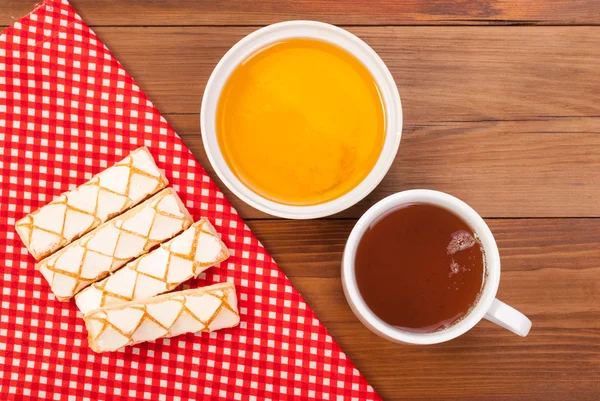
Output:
[
  {"left": 36, "top": 188, "right": 193, "bottom": 301},
  {"left": 75, "top": 218, "right": 230, "bottom": 314},
  {"left": 15, "top": 147, "right": 168, "bottom": 260},
  {"left": 84, "top": 283, "right": 240, "bottom": 353}
]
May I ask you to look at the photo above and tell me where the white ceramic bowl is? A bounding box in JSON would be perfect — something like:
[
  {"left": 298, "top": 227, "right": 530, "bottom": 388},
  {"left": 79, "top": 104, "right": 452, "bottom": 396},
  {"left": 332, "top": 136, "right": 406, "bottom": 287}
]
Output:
[{"left": 201, "top": 20, "right": 402, "bottom": 219}]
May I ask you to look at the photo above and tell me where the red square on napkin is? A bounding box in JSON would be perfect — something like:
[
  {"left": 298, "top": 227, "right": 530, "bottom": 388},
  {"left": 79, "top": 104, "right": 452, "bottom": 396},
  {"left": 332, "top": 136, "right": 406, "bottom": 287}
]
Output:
[{"left": 0, "top": 0, "right": 379, "bottom": 399}]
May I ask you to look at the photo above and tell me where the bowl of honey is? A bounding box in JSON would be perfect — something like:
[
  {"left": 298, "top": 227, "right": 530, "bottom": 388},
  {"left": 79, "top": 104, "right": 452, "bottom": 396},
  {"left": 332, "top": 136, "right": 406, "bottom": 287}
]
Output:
[{"left": 201, "top": 21, "right": 402, "bottom": 218}]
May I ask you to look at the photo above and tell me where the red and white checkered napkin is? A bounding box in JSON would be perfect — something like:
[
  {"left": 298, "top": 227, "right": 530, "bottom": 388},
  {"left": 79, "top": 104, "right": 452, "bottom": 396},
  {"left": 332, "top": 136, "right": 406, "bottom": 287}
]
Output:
[{"left": 0, "top": 1, "right": 379, "bottom": 400}]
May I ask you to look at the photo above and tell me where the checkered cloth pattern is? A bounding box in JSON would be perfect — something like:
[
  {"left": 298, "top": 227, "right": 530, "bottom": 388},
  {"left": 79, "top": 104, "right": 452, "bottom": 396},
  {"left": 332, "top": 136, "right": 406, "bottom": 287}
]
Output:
[{"left": 0, "top": 1, "right": 379, "bottom": 400}]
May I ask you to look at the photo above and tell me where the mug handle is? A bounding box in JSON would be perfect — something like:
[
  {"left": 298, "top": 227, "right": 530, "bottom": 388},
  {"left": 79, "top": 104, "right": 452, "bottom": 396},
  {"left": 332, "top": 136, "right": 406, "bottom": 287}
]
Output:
[{"left": 484, "top": 298, "right": 532, "bottom": 337}]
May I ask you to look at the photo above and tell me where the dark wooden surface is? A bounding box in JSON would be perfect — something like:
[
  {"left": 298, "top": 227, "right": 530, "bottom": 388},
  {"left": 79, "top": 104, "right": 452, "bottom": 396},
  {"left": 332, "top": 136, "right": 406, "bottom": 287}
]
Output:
[
  {"left": 4, "top": 1, "right": 600, "bottom": 400},
  {"left": 3, "top": 0, "right": 600, "bottom": 26}
]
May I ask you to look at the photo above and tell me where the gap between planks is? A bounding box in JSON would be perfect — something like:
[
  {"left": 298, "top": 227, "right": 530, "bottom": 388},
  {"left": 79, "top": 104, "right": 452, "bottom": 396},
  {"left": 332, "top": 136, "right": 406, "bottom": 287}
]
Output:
[{"left": 4, "top": 24, "right": 600, "bottom": 30}]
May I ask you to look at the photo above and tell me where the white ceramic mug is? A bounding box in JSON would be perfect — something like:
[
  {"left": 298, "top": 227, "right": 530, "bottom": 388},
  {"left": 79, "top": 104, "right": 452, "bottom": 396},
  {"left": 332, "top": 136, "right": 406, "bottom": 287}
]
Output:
[
  {"left": 342, "top": 190, "right": 532, "bottom": 344},
  {"left": 201, "top": 20, "right": 402, "bottom": 219}
]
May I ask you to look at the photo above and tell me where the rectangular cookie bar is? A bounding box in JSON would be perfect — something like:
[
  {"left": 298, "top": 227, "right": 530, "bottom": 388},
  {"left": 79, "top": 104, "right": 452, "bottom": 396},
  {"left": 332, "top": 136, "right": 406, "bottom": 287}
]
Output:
[
  {"left": 15, "top": 147, "right": 168, "bottom": 260},
  {"left": 36, "top": 188, "right": 193, "bottom": 301},
  {"left": 75, "top": 218, "right": 230, "bottom": 314},
  {"left": 84, "top": 282, "right": 239, "bottom": 353}
]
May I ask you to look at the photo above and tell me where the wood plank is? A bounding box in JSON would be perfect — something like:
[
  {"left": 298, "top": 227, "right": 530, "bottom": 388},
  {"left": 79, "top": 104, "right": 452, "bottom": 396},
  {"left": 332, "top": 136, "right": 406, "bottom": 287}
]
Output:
[
  {"left": 91, "top": 26, "right": 600, "bottom": 121},
  {"left": 246, "top": 218, "right": 600, "bottom": 400},
  {"left": 171, "top": 115, "right": 600, "bottom": 219},
  {"left": 3, "top": 0, "right": 600, "bottom": 27}
]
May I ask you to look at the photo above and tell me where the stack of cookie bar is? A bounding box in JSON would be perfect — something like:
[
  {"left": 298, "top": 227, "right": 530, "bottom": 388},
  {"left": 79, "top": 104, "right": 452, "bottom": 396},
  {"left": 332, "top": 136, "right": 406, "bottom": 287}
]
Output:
[{"left": 15, "top": 147, "right": 240, "bottom": 353}]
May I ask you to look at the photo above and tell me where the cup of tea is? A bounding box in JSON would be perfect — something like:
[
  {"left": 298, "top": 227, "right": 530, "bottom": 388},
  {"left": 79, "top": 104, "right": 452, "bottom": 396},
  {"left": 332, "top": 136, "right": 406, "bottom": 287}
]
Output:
[{"left": 342, "top": 189, "right": 532, "bottom": 344}]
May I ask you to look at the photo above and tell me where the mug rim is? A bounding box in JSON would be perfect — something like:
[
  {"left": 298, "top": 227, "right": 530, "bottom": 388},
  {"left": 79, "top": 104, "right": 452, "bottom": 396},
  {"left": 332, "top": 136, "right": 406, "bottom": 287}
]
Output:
[
  {"left": 200, "top": 20, "right": 403, "bottom": 219},
  {"left": 342, "top": 189, "right": 501, "bottom": 344}
]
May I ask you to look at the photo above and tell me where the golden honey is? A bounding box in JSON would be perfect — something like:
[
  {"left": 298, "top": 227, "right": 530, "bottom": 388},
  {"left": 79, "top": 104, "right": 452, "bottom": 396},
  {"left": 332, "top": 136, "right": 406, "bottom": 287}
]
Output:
[{"left": 216, "top": 38, "right": 385, "bottom": 206}]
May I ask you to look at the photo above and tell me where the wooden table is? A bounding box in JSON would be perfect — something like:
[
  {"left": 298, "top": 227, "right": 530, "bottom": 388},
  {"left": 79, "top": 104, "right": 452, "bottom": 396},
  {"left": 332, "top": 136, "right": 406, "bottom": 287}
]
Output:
[{"left": 4, "top": 1, "right": 599, "bottom": 399}]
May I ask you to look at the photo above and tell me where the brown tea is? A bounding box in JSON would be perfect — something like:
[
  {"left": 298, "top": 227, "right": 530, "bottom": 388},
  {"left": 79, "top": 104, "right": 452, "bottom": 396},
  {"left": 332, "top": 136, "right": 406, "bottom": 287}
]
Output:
[{"left": 355, "top": 203, "right": 485, "bottom": 332}]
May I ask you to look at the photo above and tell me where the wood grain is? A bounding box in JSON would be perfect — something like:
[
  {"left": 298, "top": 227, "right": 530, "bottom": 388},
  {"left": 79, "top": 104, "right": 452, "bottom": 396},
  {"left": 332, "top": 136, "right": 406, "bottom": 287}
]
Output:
[
  {"left": 3, "top": 0, "right": 600, "bottom": 27},
  {"left": 247, "top": 218, "right": 600, "bottom": 401},
  {"left": 87, "top": 24, "right": 600, "bottom": 219},
  {"left": 4, "top": 1, "right": 600, "bottom": 399},
  {"left": 90, "top": 26, "right": 600, "bottom": 121},
  {"left": 171, "top": 115, "right": 600, "bottom": 219}
]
